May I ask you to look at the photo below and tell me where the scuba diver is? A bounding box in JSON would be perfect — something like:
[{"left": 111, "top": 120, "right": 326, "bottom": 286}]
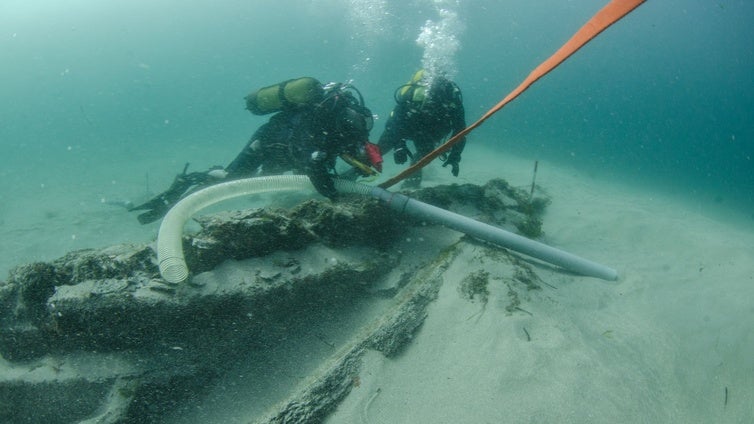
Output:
[
  {"left": 378, "top": 69, "right": 467, "bottom": 187},
  {"left": 130, "top": 77, "right": 382, "bottom": 224}
]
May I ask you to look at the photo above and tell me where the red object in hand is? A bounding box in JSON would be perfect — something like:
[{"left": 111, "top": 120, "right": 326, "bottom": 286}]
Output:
[{"left": 364, "top": 142, "right": 383, "bottom": 172}]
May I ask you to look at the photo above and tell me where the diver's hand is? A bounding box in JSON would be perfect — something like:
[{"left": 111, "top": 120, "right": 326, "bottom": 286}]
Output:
[
  {"left": 307, "top": 157, "right": 338, "bottom": 200},
  {"left": 442, "top": 155, "right": 460, "bottom": 177},
  {"left": 394, "top": 147, "right": 409, "bottom": 164},
  {"left": 308, "top": 172, "right": 338, "bottom": 200}
]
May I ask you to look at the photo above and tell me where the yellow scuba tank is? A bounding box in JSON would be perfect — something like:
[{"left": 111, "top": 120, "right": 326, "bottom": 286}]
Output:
[
  {"left": 394, "top": 69, "right": 428, "bottom": 105},
  {"left": 245, "top": 77, "right": 324, "bottom": 115}
]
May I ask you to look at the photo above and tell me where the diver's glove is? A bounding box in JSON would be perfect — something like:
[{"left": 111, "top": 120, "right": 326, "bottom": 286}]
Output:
[
  {"left": 131, "top": 163, "right": 225, "bottom": 224},
  {"left": 442, "top": 153, "right": 461, "bottom": 177},
  {"left": 308, "top": 171, "right": 338, "bottom": 200},
  {"left": 393, "top": 144, "right": 413, "bottom": 165},
  {"left": 307, "top": 152, "right": 338, "bottom": 200}
]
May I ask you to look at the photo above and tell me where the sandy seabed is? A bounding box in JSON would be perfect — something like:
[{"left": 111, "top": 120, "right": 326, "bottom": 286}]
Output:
[{"left": 1, "top": 141, "right": 752, "bottom": 423}]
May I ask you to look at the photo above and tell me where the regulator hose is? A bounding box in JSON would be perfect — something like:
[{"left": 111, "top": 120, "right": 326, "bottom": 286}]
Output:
[{"left": 157, "top": 175, "right": 618, "bottom": 283}]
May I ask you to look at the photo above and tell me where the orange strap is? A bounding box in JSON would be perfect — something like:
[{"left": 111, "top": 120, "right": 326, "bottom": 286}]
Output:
[{"left": 379, "top": 0, "right": 646, "bottom": 189}]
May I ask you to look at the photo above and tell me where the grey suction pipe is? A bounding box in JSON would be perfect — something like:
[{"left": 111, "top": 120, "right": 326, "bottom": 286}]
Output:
[
  {"left": 359, "top": 184, "right": 619, "bottom": 281},
  {"left": 157, "top": 175, "right": 617, "bottom": 284}
]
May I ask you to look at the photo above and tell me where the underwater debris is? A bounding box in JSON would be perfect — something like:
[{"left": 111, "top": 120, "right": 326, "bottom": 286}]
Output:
[
  {"left": 407, "top": 178, "right": 549, "bottom": 238},
  {"left": 458, "top": 270, "right": 490, "bottom": 304}
]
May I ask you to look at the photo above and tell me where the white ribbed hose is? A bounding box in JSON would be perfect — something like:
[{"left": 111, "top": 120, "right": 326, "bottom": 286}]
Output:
[{"left": 157, "top": 175, "right": 316, "bottom": 283}]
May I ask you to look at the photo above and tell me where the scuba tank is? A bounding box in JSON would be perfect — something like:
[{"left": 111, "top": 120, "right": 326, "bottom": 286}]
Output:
[
  {"left": 394, "top": 69, "right": 429, "bottom": 105},
  {"left": 393, "top": 69, "right": 463, "bottom": 109},
  {"left": 245, "top": 77, "right": 324, "bottom": 115}
]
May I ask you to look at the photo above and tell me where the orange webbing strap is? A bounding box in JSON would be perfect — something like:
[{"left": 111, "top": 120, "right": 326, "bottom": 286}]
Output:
[{"left": 379, "top": 0, "right": 646, "bottom": 189}]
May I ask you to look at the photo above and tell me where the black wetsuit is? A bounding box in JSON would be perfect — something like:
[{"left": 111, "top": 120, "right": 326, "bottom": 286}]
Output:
[
  {"left": 131, "top": 89, "right": 371, "bottom": 224},
  {"left": 378, "top": 78, "right": 466, "bottom": 185},
  {"left": 226, "top": 104, "right": 368, "bottom": 199}
]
